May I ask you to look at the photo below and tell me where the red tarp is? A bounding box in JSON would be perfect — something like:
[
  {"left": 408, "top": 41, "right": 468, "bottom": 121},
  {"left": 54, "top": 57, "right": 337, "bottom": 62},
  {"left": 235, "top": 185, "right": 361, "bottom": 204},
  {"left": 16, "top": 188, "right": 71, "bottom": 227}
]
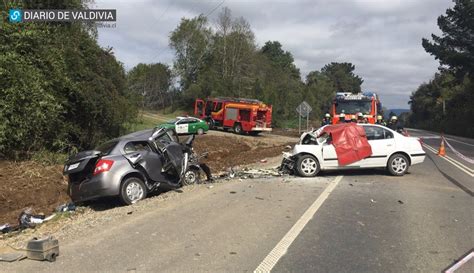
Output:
[{"left": 320, "top": 123, "right": 372, "bottom": 166}]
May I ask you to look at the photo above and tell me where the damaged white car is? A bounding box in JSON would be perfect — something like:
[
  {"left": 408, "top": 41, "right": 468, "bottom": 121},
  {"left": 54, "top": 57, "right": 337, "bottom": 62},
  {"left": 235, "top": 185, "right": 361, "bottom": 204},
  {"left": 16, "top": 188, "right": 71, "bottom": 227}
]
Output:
[{"left": 280, "top": 123, "right": 425, "bottom": 177}]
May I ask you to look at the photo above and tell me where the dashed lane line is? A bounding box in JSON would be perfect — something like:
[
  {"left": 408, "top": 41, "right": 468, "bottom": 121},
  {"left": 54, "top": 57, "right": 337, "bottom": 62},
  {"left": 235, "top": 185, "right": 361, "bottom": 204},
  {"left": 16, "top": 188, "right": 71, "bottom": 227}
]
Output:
[{"left": 254, "top": 175, "right": 344, "bottom": 273}]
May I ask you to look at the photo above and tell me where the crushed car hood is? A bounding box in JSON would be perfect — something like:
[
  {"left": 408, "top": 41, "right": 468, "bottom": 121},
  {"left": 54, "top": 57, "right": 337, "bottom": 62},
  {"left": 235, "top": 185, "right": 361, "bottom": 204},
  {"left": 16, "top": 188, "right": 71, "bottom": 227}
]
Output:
[{"left": 319, "top": 123, "right": 372, "bottom": 166}]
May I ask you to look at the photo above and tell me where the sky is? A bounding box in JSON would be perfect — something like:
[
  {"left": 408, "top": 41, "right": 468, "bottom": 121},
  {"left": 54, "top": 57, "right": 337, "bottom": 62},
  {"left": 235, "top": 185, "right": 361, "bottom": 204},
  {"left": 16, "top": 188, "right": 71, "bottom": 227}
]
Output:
[{"left": 94, "top": 0, "right": 453, "bottom": 109}]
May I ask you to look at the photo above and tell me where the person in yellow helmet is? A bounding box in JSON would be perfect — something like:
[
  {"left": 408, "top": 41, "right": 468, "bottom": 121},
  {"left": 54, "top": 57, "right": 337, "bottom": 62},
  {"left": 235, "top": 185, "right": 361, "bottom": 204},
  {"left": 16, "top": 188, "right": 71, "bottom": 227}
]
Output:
[
  {"left": 321, "top": 113, "right": 332, "bottom": 126},
  {"left": 338, "top": 113, "right": 346, "bottom": 123},
  {"left": 376, "top": 115, "right": 386, "bottom": 126}
]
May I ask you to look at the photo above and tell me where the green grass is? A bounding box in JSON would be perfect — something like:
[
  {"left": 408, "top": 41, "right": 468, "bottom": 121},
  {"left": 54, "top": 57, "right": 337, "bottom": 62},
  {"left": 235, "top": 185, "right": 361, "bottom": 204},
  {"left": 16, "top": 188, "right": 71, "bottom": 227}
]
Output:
[{"left": 126, "top": 109, "right": 188, "bottom": 132}]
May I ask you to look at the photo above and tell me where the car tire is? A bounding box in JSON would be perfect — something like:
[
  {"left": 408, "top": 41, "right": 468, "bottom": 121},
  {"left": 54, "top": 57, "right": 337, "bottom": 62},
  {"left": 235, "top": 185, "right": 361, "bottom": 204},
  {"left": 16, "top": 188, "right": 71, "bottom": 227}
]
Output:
[
  {"left": 296, "top": 154, "right": 320, "bottom": 177},
  {"left": 207, "top": 119, "right": 215, "bottom": 130},
  {"left": 182, "top": 168, "right": 200, "bottom": 186},
  {"left": 233, "top": 123, "right": 243, "bottom": 135},
  {"left": 197, "top": 128, "right": 204, "bottom": 135},
  {"left": 120, "top": 177, "right": 147, "bottom": 205},
  {"left": 387, "top": 153, "right": 409, "bottom": 176}
]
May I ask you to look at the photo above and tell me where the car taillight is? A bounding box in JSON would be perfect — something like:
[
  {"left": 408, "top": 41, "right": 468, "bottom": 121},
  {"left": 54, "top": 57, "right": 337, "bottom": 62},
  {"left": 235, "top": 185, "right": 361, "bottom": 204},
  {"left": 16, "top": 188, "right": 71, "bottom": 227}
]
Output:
[{"left": 93, "top": 159, "right": 114, "bottom": 175}]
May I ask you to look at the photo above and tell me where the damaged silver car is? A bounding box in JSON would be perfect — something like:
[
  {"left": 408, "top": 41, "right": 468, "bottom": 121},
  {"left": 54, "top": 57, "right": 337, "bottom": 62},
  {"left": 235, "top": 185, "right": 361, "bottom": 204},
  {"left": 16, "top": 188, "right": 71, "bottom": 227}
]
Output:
[{"left": 63, "top": 128, "right": 202, "bottom": 204}]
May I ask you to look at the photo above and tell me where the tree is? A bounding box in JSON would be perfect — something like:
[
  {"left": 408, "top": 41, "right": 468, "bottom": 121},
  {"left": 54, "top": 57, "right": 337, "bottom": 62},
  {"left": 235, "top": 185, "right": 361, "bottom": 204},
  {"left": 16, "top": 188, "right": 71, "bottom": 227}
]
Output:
[
  {"left": 0, "top": 0, "right": 137, "bottom": 157},
  {"left": 169, "top": 15, "right": 213, "bottom": 91},
  {"left": 127, "top": 63, "right": 172, "bottom": 110},
  {"left": 321, "top": 62, "right": 363, "bottom": 93},
  {"left": 422, "top": 0, "right": 474, "bottom": 78},
  {"left": 305, "top": 71, "right": 336, "bottom": 118},
  {"left": 261, "top": 41, "right": 300, "bottom": 79}
]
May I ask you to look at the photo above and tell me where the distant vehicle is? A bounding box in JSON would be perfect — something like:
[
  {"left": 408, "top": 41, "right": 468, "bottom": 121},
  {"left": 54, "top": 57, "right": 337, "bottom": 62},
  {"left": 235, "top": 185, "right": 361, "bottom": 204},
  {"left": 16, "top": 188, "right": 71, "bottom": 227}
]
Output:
[
  {"left": 158, "top": 116, "right": 209, "bottom": 135},
  {"left": 63, "top": 128, "right": 200, "bottom": 205},
  {"left": 331, "top": 92, "right": 381, "bottom": 124},
  {"left": 280, "top": 123, "right": 425, "bottom": 177},
  {"left": 194, "top": 97, "right": 272, "bottom": 135}
]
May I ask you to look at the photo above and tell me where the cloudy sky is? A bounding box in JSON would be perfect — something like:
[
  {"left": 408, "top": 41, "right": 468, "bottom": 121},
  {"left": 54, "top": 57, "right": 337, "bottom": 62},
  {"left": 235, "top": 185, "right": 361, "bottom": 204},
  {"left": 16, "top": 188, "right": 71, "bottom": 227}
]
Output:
[{"left": 94, "top": 0, "right": 453, "bottom": 109}]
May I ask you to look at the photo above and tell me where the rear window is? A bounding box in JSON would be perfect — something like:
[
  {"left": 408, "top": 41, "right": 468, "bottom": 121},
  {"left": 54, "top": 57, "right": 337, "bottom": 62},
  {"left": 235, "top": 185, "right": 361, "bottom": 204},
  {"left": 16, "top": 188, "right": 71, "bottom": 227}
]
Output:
[{"left": 95, "top": 141, "right": 118, "bottom": 155}]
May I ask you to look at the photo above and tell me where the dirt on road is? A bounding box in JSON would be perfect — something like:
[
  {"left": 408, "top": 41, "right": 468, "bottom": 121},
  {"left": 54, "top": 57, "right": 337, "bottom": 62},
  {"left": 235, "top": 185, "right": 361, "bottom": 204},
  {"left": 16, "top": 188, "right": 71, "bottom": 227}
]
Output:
[{"left": 0, "top": 132, "right": 297, "bottom": 225}]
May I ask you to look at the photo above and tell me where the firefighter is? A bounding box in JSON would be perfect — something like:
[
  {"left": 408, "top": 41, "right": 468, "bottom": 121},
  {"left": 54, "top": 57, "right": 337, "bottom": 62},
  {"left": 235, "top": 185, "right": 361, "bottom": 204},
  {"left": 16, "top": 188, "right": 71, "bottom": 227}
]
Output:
[
  {"left": 356, "top": 112, "right": 364, "bottom": 123},
  {"left": 321, "top": 113, "right": 332, "bottom": 126},
  {"left": 338, "top": 113, "right": 346, "bottom": 123},
  {"left": 388, "top": 116, "right": 399, "bottom": 131},
  {"left": 376, "top": 115, "right": 386, "bottom": 126}
]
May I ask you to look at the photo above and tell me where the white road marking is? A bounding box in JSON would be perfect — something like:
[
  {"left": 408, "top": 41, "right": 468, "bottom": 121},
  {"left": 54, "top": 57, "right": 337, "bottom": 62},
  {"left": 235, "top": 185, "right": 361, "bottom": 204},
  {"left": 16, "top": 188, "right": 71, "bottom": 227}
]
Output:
[
  {"left": 254, "top": 175, "right": 343, "bottom": 273},
  {"left": 423, "top": 144, "right": 474, "bottom": 177},
  {"left": 445, "top": 137, "right": 474, "bottom": 147},
  {"left": 423, "top": 144, "right": 474, "bottom": 173}
]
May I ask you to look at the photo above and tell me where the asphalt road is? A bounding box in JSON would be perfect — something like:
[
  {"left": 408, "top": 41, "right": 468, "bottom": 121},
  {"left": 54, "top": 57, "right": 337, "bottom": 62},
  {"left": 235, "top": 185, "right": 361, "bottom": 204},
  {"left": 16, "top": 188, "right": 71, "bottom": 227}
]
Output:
[{"left": 2, "top": 128, "right": 473, "bottom": 273}]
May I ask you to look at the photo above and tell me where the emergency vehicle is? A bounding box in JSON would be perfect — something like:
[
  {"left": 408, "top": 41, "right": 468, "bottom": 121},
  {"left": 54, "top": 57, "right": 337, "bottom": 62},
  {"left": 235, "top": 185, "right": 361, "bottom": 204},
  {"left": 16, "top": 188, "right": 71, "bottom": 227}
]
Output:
[
  {"left": 194, "top": 97, "right": 272, "bottom": 135},
  {"left": 330, "top": 92, "right": 381, "bottom": 124}
]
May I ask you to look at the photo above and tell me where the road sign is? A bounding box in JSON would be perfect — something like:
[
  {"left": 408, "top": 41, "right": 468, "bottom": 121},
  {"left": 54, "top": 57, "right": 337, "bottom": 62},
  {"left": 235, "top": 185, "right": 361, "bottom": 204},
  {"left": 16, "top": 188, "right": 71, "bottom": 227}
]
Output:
[
  {"left": 296, "top": 101, "right": 312, "bottom": 133},
  {"left": 296, "top": 101, "right": 312, "bottom": 118}
]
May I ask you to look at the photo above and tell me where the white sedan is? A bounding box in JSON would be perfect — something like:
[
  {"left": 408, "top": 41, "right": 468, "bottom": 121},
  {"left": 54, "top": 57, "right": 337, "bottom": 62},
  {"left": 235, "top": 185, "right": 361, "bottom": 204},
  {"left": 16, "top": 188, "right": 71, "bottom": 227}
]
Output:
[{"left": 281, "top": 124, "right": 426, "bottom": 177}]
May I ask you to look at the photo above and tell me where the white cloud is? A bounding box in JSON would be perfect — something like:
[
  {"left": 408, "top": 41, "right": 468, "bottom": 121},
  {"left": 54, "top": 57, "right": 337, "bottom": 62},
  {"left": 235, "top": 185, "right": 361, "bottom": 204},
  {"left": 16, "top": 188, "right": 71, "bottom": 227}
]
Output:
[{"left": 95, "top": 0, "right": 453, "bottom": 109}]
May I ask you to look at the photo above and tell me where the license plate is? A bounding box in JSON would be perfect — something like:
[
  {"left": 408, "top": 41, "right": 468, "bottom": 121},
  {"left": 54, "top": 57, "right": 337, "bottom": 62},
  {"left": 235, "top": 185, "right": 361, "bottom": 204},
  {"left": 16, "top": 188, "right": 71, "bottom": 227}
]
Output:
[{"left": 68, "top": 162, "right": 80, "bottom": 171}]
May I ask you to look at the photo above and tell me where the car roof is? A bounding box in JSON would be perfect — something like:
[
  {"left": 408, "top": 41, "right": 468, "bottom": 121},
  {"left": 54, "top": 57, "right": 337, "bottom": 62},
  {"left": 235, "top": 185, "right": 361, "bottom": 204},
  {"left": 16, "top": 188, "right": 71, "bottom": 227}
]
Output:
[{"left": 116, "top": 129, "right": 153, "bottom": 141}]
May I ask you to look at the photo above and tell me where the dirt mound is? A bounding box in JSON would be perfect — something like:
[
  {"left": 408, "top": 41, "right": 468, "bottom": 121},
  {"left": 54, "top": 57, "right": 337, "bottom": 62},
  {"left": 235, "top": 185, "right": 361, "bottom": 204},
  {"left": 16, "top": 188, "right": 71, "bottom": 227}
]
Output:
[
  {"left": 0, "top": 134, "right": 292, "bottom": 225},
  {"left": 194, "top": 134, "right": 289, "bottom": 171},
  {"left": 0, "top": 161, "right": 70, "bottom": 226}
]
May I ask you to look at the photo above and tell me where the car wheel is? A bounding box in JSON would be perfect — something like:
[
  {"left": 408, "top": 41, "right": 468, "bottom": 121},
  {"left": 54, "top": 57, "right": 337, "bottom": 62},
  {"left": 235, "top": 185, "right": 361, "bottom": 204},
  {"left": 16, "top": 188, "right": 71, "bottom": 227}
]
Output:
[
  {"left": 207, "top": 119, "right": 215, "bottom": 130},
  {"left": 233, "top": 123, "right": 243, "bottom": 135},
  {"left": 296, "top": 155, "right": 320, "bottom": 177},
  {"left": 182, "top": 169, "right": 200, "bottom": 186},
  {"left": 120, "top": 177, "right": 147, "bottom": 205},
  {"left": 197, "top": 128, "right": 204, "bottom": 135},
  {"left": 387, "top": 153, "right": 409, "bottom": 176}
]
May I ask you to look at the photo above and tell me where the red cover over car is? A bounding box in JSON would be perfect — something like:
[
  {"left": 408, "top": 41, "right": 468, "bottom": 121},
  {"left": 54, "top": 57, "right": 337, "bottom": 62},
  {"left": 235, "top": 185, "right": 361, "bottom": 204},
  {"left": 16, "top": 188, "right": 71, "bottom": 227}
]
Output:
[{"left": 320, "top": 123, "right": 372, "bottom": 166}]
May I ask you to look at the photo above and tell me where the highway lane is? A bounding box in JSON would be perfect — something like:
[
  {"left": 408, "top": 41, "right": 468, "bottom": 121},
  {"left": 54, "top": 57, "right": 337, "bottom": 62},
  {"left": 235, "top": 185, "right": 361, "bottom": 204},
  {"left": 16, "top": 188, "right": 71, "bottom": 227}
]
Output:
[
  {"left": 2, "top": 129, "right": 473, "bottom": 272},
  {"left": 272, "top": 159, "right": 473, "bottom": 272},
  {"left": 407, "top": 128, "right": 473, "bottom": 195}
]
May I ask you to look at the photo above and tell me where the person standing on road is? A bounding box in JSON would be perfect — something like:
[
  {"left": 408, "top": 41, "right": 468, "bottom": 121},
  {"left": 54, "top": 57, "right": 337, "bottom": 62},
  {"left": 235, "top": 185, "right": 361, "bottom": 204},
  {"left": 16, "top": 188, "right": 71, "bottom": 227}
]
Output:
[
  {"left": 321, "top": 113, "right": 332, "bottom": 126},
  {"left": 338, "top": 113, "right": 346, "bottom": 124},
  {"left": 376, "top": 115, "right": 386, "bottom": 126},
  {"left": 388, "top": 116, "right": 400, "bottom": 131},
  {"left": 356, "top": 112, "right": 364, "bottom": 123}
]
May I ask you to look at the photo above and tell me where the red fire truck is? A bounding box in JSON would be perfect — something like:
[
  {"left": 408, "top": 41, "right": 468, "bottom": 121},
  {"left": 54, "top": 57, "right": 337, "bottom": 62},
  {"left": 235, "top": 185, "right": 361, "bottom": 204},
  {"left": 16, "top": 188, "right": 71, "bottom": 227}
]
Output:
[
  {"left": 194, "top": 97, "right": 272, "bottom": 135},
  {"left": 331, "top": 92, "right": 381, "bottom": 124}
]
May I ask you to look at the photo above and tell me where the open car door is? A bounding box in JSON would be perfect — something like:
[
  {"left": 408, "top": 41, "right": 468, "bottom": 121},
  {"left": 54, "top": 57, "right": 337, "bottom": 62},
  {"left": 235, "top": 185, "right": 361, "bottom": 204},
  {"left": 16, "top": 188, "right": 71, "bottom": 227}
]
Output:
[{"left": 122, "top": 141, "right": 166, "bottom": 183}]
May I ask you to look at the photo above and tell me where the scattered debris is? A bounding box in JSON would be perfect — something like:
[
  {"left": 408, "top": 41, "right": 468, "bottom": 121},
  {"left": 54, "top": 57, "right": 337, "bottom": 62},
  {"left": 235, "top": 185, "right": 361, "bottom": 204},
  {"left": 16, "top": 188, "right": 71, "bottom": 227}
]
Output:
[
  {"left": 349, "top": 183, "right": 354, "bottom": 186},
  {"left": 255, "top": 197, "right": 265, "bottom": 200},
  {"left": 26, "top": 236, "right": 60, "bottom": 262},
  {"left": 55, "top": 202, "right": 76, "bottom": 213},
  {"left": 19, "top": 208, "right": 56, "bottom": 229},
  {"left": 397, "top": 200, "right": 404, "bottom": 204},
  {"left": 127, "top": 211, "right": 133, "bottom": 215},
  {"left": 207, "top": 185, "right": 214, "bottom": 189},
  {"left": 229, "top": 191, "right": 237, "bottom": 194},
  {"left": 229, "top": 251, "right": 237, "bottom": 255},
  {"left": 370, "top": 199, "right": 376, "bottom": 203},
  {"left": 260, "top": 159, "right": 267, "bottom": 163},
  {"left": 0, "top": 252, "right": 26, "bottom": 262},
  {"left": 357, "top": 221, "right": 365, "bottom": 227},
  {"left": 0, "top": 224, "right": 12, "bottom": 234}
]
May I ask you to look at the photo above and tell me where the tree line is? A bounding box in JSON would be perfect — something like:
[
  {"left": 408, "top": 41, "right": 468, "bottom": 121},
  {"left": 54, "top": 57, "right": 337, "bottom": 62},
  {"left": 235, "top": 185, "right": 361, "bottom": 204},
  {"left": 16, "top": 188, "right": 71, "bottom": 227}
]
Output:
[
  {"left": 128, "top": 7, "right": 363, "bottom": 126},
  {"left": 409, "top": 0, "right": 473, "bottom": 137},
  {"left": 1, "top": 0, "right": 137, "bottom": 158},
  {"left": 1, "top": 2, "right": 364, "bottom": 158}
]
